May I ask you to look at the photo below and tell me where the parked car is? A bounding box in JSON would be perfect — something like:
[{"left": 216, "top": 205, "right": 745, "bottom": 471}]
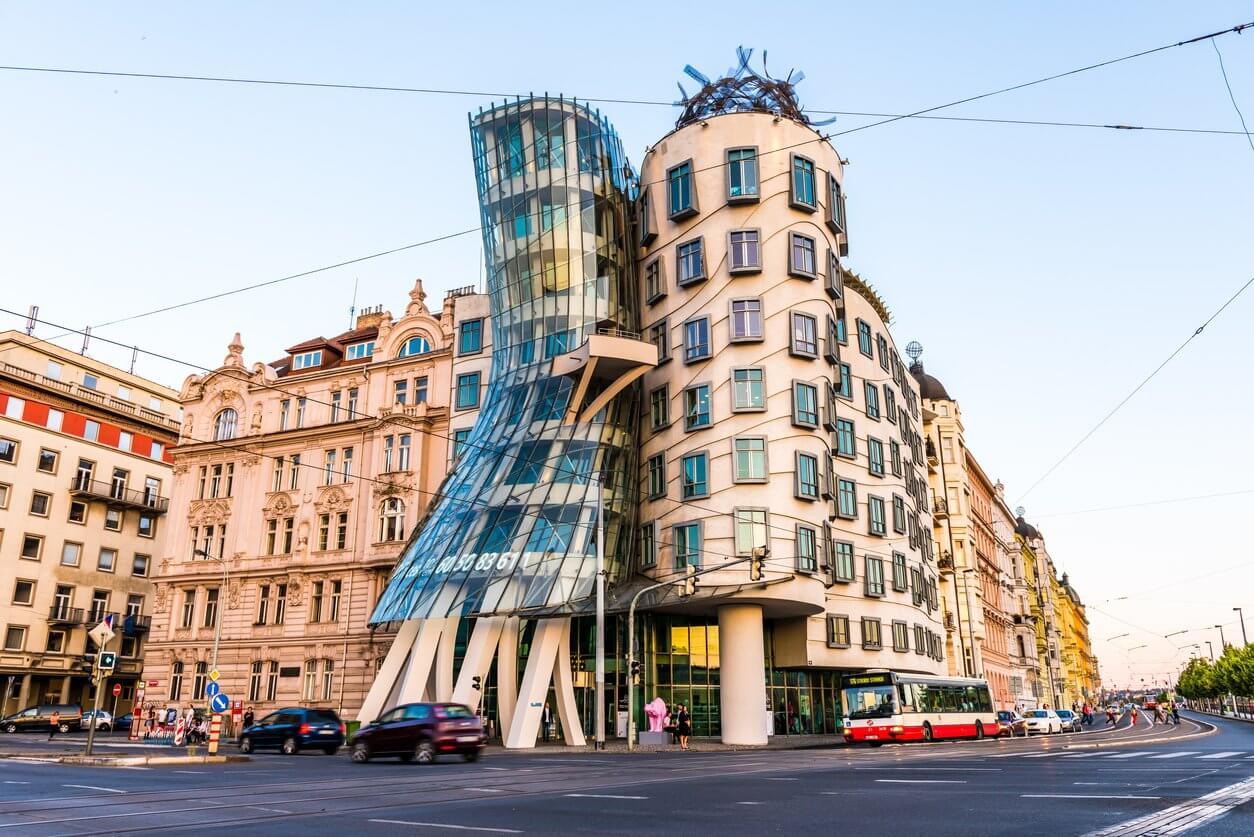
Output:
[
  {"left": 81, "top": 709, "right": 113, "bottom": 731},
  {"left": 350, "top": 702, "right": 486, "bottom": 764},
  {"left": 996, "top": 710, "right": 1029, "bottom": 737},
  {"left": 115, "top": 712, "right": 135, "bottom": 731},
  {"left": 1, "top": 704, "right": 82, "bottom": 734},
  {"left": 238, "top": 708, "right": 344, "bottom": 755},
  {"left": 1054, "top": 709, "right": 1083, "bottom": 733},
  {"left": 1024, "top": 709, "right": 1062, "bottom": 735}
]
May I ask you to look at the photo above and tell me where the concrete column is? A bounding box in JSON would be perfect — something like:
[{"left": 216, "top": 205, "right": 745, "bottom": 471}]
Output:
[
  {"left": 58, "top": 675, "right": 72, "bottom": 704},
  {"left": 718, "top": 604, "right": 767, "bottom": 746},
  {"left": 17, "top": 674, "right": 31, "bottom": 710}
]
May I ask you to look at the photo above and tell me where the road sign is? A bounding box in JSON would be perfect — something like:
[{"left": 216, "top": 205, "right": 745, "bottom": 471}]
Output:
[
  {"left": 205, "top": 681, "right": 221, "bottom": 698},
  {"left": 112, "top": 683, "right": 121, "bottom": 697},
  {"left": 210, "top": 693, "right": 229, "bottom": 713},
  {"left": 88, "top": 621, "right": 115, "bottom": 648},
  {"left": 209, "top": 669, "right": 220, "bottom": 682}
]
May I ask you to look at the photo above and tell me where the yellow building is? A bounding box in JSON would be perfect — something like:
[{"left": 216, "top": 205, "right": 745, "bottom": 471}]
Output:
[{"left": 1056, "top": 573, "right": 1099, "bottom": 705}]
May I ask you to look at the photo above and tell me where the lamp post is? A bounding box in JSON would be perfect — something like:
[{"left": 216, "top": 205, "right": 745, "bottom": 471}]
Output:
[
  {"left": 193, "top": 549, "right": 228, "bottom": 714},
  {"left": 591, "top": 473, "right": 605, "bottom": 751},
  {"left": 1234, "top": 608, "right": 1248, "bottom": 647},
  {"left": 1205, "top": 641, "right": 1215, "bottom": 661},
  {"left": 1215, "top": 624, "right": 1227, "bottom": 651}
]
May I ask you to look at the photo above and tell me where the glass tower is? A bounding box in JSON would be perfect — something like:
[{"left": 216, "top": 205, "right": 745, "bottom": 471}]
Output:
[{"left": 371, "top": 97, "right": 641, "bottom": 623}]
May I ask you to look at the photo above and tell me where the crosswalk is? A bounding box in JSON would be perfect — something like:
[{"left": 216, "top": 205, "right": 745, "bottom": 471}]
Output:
[{"left": 988, "top": 749, "right": 1254, "bottom": 763}]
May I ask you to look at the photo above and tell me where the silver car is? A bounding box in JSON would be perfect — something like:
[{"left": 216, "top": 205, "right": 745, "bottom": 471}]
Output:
[
  {"left": 1024, "top": 709, "right": 1062, "bottom": 735},
  {"left": 81, "top": 709, "right": 113, "bottom": 731},
  {"left": 1054, "top": 709, "right": 1083, "bottom": 733}
]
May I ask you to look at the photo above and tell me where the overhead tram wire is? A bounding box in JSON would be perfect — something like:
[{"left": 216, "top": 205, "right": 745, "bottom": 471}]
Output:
[
  {"left": 1015, "top": 273, "right": 1254, "bottom": 504},
  {"left": 1211, "top": 39, "right": 1254, "bottom": 154},
  {"left": 4, "top": 308, "right": 930, "bottom": 571}
]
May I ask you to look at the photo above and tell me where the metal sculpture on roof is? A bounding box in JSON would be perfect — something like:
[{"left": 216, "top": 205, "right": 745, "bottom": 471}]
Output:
[{"left": 674, "top": 46, "right": 837, "bottom": 129}]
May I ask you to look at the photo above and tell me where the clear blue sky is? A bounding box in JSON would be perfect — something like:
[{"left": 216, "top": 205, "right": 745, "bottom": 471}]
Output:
[{"left": 3, "top": 1, "right": 1252, "bottom": 689}]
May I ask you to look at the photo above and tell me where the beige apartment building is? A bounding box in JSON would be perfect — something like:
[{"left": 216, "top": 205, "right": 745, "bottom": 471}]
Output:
[
  {"left": 139, "top": 281, "right": 487, "bottom": 718},
  {"left": 0, "top": 331, "right": 178, "bottom": 714}
]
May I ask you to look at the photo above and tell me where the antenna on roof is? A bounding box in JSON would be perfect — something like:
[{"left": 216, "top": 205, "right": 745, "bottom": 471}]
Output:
[
  {"left": 24, "top": 305, "right": 38, "bottom": 336},
  {"left": 349, "top": 277, "right": 359, "bottom": 329}
]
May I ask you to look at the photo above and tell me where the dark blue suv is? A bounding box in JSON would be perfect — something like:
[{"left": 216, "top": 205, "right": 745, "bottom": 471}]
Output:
[{"left": 239, "top": 708, "right": 344, "bottom": 755}]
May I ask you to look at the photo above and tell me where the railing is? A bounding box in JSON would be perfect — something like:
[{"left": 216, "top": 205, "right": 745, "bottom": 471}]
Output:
[
  {"left": 933, "top": 499, "right": 949, "bottom": 518},
  {"left": 69, "top": 477, "right": 169, "bottom": 513},
  {"left": 596, "top": 326, "right": 643, "bottom": 341},
  {"left": 1, "top": 361, "right": 180, "bottom": 431},
  {"left": 48, "top": 605, "right": 86, "bottom": 625},
  {"left": 122, "top": 614, "right": 152, "bottom": 635}
]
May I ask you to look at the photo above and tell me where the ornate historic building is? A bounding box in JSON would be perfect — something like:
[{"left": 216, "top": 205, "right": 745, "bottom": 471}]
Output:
[{"left": 139, "top": 281, "right": 487, "bottom": 718}]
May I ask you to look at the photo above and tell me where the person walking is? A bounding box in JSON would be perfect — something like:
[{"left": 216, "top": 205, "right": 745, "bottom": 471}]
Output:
[
  {"left": 242, "top": 707, "right": 254, "bottom": 730},
  {"left": 1105, "top": 706, "right": 1117, "bottom": 727},
  {"left": 541, "top": 703, "right": 554, "bottom": 743},
  {"left": 47, "top": 710, "right": 60, "bottom": 741},
  {"left": 1129, "top": 705, "right": 1138, "bottom": 727},
  {"left": 676, "top": 703, "right": 692, "bottom": 751},
  {"left": 1170, "top": 701, "right": 1181, "bottom": 725}
]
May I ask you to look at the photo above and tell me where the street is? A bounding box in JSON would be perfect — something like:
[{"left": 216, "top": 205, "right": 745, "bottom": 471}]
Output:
[{"left": 0, "top": 712, "right": 1248, "bottom": 835}]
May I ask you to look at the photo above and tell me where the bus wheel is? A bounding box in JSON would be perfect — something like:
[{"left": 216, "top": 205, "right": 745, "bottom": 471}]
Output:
[
  {"left": 974, "top": 722, "right": 984, "bottom": 740},
  {"left": 922, "top": 723, "right": 933, "bottom": 742},
  {"left": 868, "top": 741, "right": 883, "bottom": 748}
]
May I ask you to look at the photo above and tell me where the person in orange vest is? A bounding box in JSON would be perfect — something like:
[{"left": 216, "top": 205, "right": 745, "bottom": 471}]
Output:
[
  {"left": 1129, "top": 705, "right": 1138, "bottom": 726},
  {"left": 48, "top": 710, "right": 61, "bottom": 741}
]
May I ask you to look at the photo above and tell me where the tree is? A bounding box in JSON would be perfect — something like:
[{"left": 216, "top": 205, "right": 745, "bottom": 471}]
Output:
[
  {"left": 1176, "top": 657, "right": 1217, "bottom": 700},
  {"left": 1212, "top": 645, "right": 1254, "bottom": 698}
]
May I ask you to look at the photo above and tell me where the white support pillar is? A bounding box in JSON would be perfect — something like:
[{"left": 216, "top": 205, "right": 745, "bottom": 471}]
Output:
[
  {"left": 497, "top": 616, "right": 520, "bottom": 742},
  {"left": 504, "top": 617, "right": 586, "bottom": 748},
  {"left": 357, "top": 620, "right": 420, "bottom": 723},
  {"left": 452, "top": 617, "right": 506, "bottom": 710},
  {"left": 551, "top": 618, "right": 585, "bottom": 746},
  {"left": 397, "top": 617, "right": 456, "bottom": 705},
  {"left": 719, "top": 604, "right": 768, "bottom": 746}
]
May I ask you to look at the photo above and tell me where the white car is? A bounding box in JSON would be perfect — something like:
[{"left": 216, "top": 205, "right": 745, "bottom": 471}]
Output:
[{"left": 1024, "top": 709, "right": 1062, "bottom": 735}]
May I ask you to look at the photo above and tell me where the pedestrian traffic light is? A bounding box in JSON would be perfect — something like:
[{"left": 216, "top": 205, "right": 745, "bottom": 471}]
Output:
[
  {"left": 749, "top": 546, "right": 769, "bottom": 581},
  {"left": 630, "top": 660, "right": 642, "bottom": 682},
  {"left": 97, "top": 651, "right": 117, "bottom": 672},
  {"left": 472, "top": 676, "right": 482, "bottom": 691},
  {"left": 681, "top": 568, "right": 697, "bottom": 597}
]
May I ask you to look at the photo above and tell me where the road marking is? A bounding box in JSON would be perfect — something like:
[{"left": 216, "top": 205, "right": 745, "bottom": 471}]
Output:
[
  {"left": 1021, "top": 752, "right": 1062, "bottom": 758},
  {"left": 249, "top": 806, "right": 294, "bottom": 814},
  {"left": 736, "top": 801, "right": 764, "bottom": 805},
  {"left": 854, "top": 767, "right": 1001, "bottom": 772},
  {"left": 115, "top": 766, "right": 151, "bottom": 771},
  {"left": 1, "top": 781, "right": 28, "bottom": 785},
  {"left": 463, "top": 788, "right": 505, "bottom": 793},
  {"left": 62, "top": 784, "right": 125, "bottom": 794},
  {"left": 1023, "top": 794, "right": 1160, "bottom": 800},
  {"left": 875, "top": 779, "right": 967, "bottom": 784},
  {"left": 1060, "top": 753, "right": 1101, "bottom": 758},
  {"left": 564, "top": 793, "right": 648, "bottom": 800},
  {"left": 1084, "top": 776, "right": 1254, "bottom": 836},
  {"left": 483, "top": 767, "right": 509, "bottom": 771},
  {"left": 1196, "top": 751, "right": 1243, "bottom": 759},
  {"left": 764, "top": 777, "right": 798, "bottom": 781},
  {"left": 1147, "top": 751, "right": 1198, "bottom": 759},
  {"left": 368, "top": 821, "right": 522, "bottom": 834},
  {"left": 1104, "top": 752, "right": 1152, "bottom": 759},
  {"left": 173, "top": 770, "right": 206, "bottom": 774}
]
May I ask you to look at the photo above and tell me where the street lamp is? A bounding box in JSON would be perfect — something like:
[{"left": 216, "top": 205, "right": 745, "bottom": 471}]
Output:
[
  {"left": 1106, "top": 633, "right": 1130, "bottom": 642},
  {"left": 1164, "top": 630, "right": 1189, "bottom": 639},
  {"left": 1234, "top": 608, "right": 1248, "bottom": 647},
  {"left": 1205, "top": 641, "right": 1215, "bottom": 661},
  {"left": 193, "top": 549, "right": 228, "bottom": 713},
  {"left": 1215, "top": 624, "right": 1227, "bottom": 651}
]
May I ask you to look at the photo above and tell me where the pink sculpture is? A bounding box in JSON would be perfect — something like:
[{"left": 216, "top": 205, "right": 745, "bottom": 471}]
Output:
[{"left": 645, "top": 697, "right": 668, "bottom": 732}]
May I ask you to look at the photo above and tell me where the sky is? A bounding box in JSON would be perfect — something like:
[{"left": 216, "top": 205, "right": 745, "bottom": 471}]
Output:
[{"left": 2, "top": 1, "right": 1251, "bottom": 690}]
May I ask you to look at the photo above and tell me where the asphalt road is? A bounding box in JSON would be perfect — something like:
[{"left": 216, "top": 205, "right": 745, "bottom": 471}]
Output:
[{"left": 0, "top": 711, "right": 1249, "bottom": 835}]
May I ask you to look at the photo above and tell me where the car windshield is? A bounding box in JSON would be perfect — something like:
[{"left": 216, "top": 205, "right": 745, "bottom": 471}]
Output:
[
  {"left": 1056, "top": 711, "right": 1073, "bottom": 718},
  {"left": 435, "top": 704, "right": 474, "bottom": 719},
  {"left": 844, "top": 685, "right": 897, "bottom": 720},
  {"left": 997, "top": 711, "right": 1014, "bottom": 721},
  {"left": 306, "top": 710, "right": 339, "bottom": 724},
  {"left": 1027, "top": 710, "right": 1049, "bottom": 718}
]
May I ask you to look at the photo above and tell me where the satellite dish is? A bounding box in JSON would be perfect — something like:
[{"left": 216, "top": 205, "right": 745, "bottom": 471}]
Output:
[
  {"left": 904, "top": 341, "right": 923, "bottom": 363},
  {"left": 1015, "top": 506, "right": 1026, "bottom": 517}
]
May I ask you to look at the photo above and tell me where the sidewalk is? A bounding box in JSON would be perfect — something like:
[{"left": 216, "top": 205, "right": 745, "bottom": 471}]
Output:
[{"left": 484, "top": 734, "right": 849, "bottom": 754}]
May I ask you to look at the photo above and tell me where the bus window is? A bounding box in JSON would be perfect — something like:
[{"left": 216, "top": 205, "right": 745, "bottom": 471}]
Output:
[
  {"left": 979, "top": 687, "right": 993, "bottom": 713},
  {"left": 898, "top": 684, "right": 916, "bottom": 713},
  {"left": 844, "top": 684, "right": 898, "bottom": 719},
  {"left": 965, "top": 686, "right": 979, "bottom": 712}
]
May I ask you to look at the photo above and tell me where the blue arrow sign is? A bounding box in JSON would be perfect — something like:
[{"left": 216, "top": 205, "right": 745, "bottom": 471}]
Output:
[
  {"left": 205, "top": 681, "right": 221, "bottom": 698},
  {"left": 210, "top": 693, "right": 230, "bottom": 713}
]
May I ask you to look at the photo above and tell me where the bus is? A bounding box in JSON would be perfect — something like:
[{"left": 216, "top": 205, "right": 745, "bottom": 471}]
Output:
[{"left": 841, "top": 671, "right": 997, "bottom": 744}]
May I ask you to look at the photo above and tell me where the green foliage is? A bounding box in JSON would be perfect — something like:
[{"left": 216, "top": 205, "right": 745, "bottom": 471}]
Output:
[
  {"left": 1176, "top": 656, "right": 1217, "bottom": 700},
  {"left": 1211, "top": 645, "right": 1254, "bottom": 697}
]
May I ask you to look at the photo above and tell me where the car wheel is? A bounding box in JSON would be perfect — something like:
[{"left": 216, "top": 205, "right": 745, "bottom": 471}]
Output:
[
  {"left": 58, "top": 724, "right": 71, "bottom": 734},
  {"left": 922, "top": 722, "right": 933, "bottom": 742},
  {"left": 3, "top": 724, "right": 16, "bottom": 734},
  {"left": 415, "top": 739, "right": 436, "bottom": 764},
  {"left": 239, "top": 736, "right": 253, "bottom": 754},
  {"left": 350, "top": 742, "right": 370, "bottom": 763},
  {"left": 463, "top": 750, "right": 480, "bottom": 763},
  {"left": 281, "top": 737, "right": 300, "bottom": 755},
  {"left": 974, "top": 722, "right": 984, "bottom": 741}
]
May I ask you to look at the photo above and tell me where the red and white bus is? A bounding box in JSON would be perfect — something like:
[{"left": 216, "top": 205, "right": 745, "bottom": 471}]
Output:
[{"left": 841, "top": 671, "right": 997, "bottom": 744}]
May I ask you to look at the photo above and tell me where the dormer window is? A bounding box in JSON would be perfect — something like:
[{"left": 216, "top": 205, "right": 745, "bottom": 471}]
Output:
[
  {"left": 397, "top": 336, "right": 432, "bottom": 358},
  {"left": 345, "top": 342, "right": 375, "bottom": 361},
  {"left": 292, "top": 351, "right": 322, "bottom": 370}
]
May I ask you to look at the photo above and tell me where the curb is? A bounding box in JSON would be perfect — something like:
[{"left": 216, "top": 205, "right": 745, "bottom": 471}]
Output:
[
  {"left": 0, "top": 753, "right": 250, "bottom": 766},
  {"left": 1192, "top": 709, "right": 1254, "bottom": 726},
  {"left": 1062, "top": 717, "right": 1217, "bottom": 750}
]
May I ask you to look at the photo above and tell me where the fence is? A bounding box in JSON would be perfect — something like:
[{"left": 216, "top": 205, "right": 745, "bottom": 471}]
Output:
[{"left": 1190, "top": 696, "right": 1254, "bottom": 720}]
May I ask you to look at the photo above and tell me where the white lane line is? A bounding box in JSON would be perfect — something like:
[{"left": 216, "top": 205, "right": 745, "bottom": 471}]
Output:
[
  {"left": 1024, "top": 794, "right": 1160, "bottom": 800},
  {"left": 115, "top": 766, "right": 151, "bottom": 771},
  {"left": 1084, "top": 776, "right": 1254, "bottom": 836},
  {"left": 173, "top": 770, "right": 206, "bottom": 774},
  {"left": 875, "top": 779, "right": 967, "bottom": 784},
  {"left": 1060, "top": 753, "right": 1102, "bottom": 758},
  {"left": 764, "top": 777, "right": 798, "bottom": 781},
  {"left": 368, "top": 820, "right": 522, "bottom": 834},
  {"left": 483, "top": 767, "right": 509, "bottom": 771},
  {"left": 1147, "top": 751, "right": 1198, "bottom": 759},
  {"left": 1197, "top": 751, "right": 1243, "bottom": 759},
  {"left": 1103, "top": 752, "right": 1152, "bottom": 759},
  {"left": 2, "top": 781, "right": 29, "bottom": 785},
  {"left": 1022, "top": 752, "right": 1064, "bottom": 758},
  {"left": 249, "top": 806, "right": 294, "bottom": 814},
  {"left": 854, "top": 767, "right": 1001, "bottom": 772},
  {"left": 736, "top": 801, "right": 764, "bottom": 805},
  {"left": 62, "top": 784, "right": 125, "bottom": 794},
  {"left": 463, "top": 788, "right": 505, "bottom": 793},
  {"left": 564, "top": 793, "right": 648, "bottom": 800}
]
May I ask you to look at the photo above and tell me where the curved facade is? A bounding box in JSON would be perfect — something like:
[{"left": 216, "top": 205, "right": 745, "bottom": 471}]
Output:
[
  {"left": 371, "top": 98, "right": 643, "bottom": 623},
  {"left": 635, "top": 111, "right": 946, "bottom": 740}
]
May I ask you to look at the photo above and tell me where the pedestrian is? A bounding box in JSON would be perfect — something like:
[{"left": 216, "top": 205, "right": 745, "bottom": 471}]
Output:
[
  {"left": 48, "top": 710, "right": 60, "bottom": 741},
  {"left": 242, "top": 707, "right": 255, "bottom": 729},
  {"left": 676, "top": 703, "right": 692, "bottom": 751},
  {"left": 1105, "top": 706, "right": 1116, "bottom": 727},
  {"left": 541, "top": 702, "right": 554, "bottom": 742},
  {"left": 1171, "top": 702, "right": 1180, "bottom": 725},
  {"left": 1129, "top": 705, "right": 1138, "bottom": 726}
]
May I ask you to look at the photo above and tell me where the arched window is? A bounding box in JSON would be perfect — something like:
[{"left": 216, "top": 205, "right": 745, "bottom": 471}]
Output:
[
  {"left": 213, "top": 409, "right": 237, "bottom": 441},
  {"left": 379, "top": 498, "right": 405, "bottom": 542},
  {"left": 302, "top": 658, "right": 335, "bottom": 702},
  {"left": 396, "top": 335, "right": 432, "bottom": 358},
  {"left": 169, "top": 661, "right": 184, "bottom": 701},
  {"left": 192, "top": 661, "right": 208, "bottom": 700}
]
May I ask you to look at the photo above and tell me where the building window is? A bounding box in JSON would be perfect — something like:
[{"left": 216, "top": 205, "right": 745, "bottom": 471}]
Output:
[
  {"left": 397, "top": 336, "right": 431, "bottom": 358},
  {"left": 731, "top": 367, "right": 765, "bottom": 411},
  {"left": 640, "top": 523, "right": 656, "bottom": 568},
  {"left": 788, "top": 232, "right": 818, "bottom": 278},
  {"left": 459, "top": 319, "right": 484, "bottom": 355},
  {"left": 97, "top": 547, "right": 117, "bottom": 573},
  {"left": 893, "top": 621, "right": 909, "bottom": 652},
  {"left": 884, "top": 386, "right": 897, "bottom": 424},
  {"left": 733, "top": 437, "right": 767, "bottom": 483},
  {"left": 673, "top": 522, "right": 701, "bottom": 569},
  {"left": 648, "top": 319, "right": 670, "bottom": 363},
  {"left": 727, "top": 147, "right": 758, "bottom": 200},
  {"left": 36, "top": 448, "right": 59, "bottom": 474},
  {"left": 892, "top": 495, "right": 906, "bottom": 534},
  {"left": 836, "top": 478, "right": 857, "bottom": 519},
  {"left": 676, "top": 238, "right": 706, "bottom": 286},
  {"left": 833, "top": 541, "right": 855, "bottom": 582},
  {"left": 796, "top": 525, "right": 818, "bottom": 572},
  {"left": 397, "top": 436, "right": 411, "bottom": 471},
  {"left": 507, "top": 440, "right": 551, "bottom": 484},
  {"left": 288, "top": 454, "right": 301, "bottom": 490},
  {"left": 202, "top": 588, "right": 219, "bottom": 628},
  {"left": 347, "top": 387, "right": 359, "bottom": 417},
  {"left": 856, "top": 319, "right": 873, "bottom": 357},
  {"left": 892, "top": 551, "right": 908, "bottom": 591},
  {"left": 267, "top": 660, "right": 280, "bottom": 699},
  {"left": 12, "top": 579, "right": 35, "bottom": 606},
  {"left": 248, "top": 661, "right": 263, "bottom": 702},
  {"left": 792, "top": 381, "right": 818, "bottom": 428},
  {"left": 60, "top": 542, "right": 82, "bottom": 567},
  {"left": 861, "top": 617, "right": 883, "bottom": 650},
  {"left": 683, "top": 317, "right": 711, "bottom": 363},
  {"left": 279, "top": 399, "right": 290, "bottom": 430},
  {"left": 394, "top": 380, "right": 408, "bottom": 405},
  {"left": 868, "top": 495, "right": 887, "bottom": 536},
  {"left": 730, "top": 298, "right": 763, "bottom": 341},
  {"left": 890, "top": 439, "right": 903, "bottom": 476},
  {"left": 638, "top": 184, "right": 656, "bottom": 245},
  {"left": 795, "top": 452, "right": 820, "bottom": 500},
  {"left": 179, "top": 589, "right": 195, "bottom": 629},
  {"left": 83, "top": 420, "right": 100, "bottom": 442},
  {"left": 827, "top": 172, "right": 846, "bottom": 234},
  {"left": 0, "top": 438, "right": 15, "bottom": 464},
  {"left": 213, "top": 409, "right": 237, "bottom": 441},
  {"left": 835, "top": 419, "right": 856, "bottom": 459},
  {"left": 317, "top": 514, "right": 330, "bottom": 551},
  {"left": 453, "top": 429, "right": 471, "bottom": 461},
  {"left": 132, "top": 553, "right": 149, "bottom": 577},
  {"left": 296, "top": 397, "right": 306, "bottom": 427},
  {"left": 544, "top": 329, "right": 574, "bottom": 358},
  {"left": 877, "top": 334, "right": 890, "bottom": 371},
  {"left": 790, "top": 312, "right": 818, "bottom": 357},
  {"left": 733, "top": 508, "right": 768, "bottom": 556},
  {"left": 649, "top": 386, "right": 669, "bottom": 430},
  {"left": 456, "top": 373, "right": 481, "bottom": 410},
  {"left": 646, "top": 453, "right": 666, "bottom": 499},
  {"left": 826, "top": 250, "right": 846, "bottom": 301},
  {"left": 345, "top": 341, "right": 374, "bottom": 361},
  {"left": 826, "top": 615, "right": 850, "bottom": 648},
  {"left": 667, "top": 159, "right": 697, "bottom": 219},
  {"left": 680, "top": 452, "right": 708, "bottom": 500},
  {"left": 192, "top": 661, "right": 208, "bottom": 701},
  {"left": 169, "top": 662, "right": 184, "bottom": 700},
  {"left": 867, "top": 437, "right": 884, "bottom": 476},
  {"left": 915, "top": 624, "right": 927, "bottom": 656},
  {"left": 29, "top": 491, "right": 51, "bottom": 517},
  {"left": 292, "top": 350, "right": 322, "bottom": 370},
  {"left": 379, "top": 498, "right": 405, "bottom": 542},
  {"left": 790, "top": 154, "right": 817, "bottom": 210},
  {"left": 644, "top": 258, "right": 666, "bottom": 303},
  {"left": 865, "top": 382, "right": 880, "bottom": 420},
  {"left": 20, "top": 534, "right": 42, "bottom": 560},
  {"left": 837, "top": 363, "right": 852, "bottom": 399},
  {"left": 728, "top": 229, "right": 761, "bottom": 273},
  {"left": 865, "top": 556, "right": 886, "bottom": 596},
  {"left": 330, "top": 391, "right": 342, "bottom": 423},
  {"left": 323, "top": 449, "right": 336, "bottom": 486},
  {"left": 0, "top": 483, "right": 9, "bottom": 509},
  {"left": 684, "top": 384, "right": 711, "bottom": 431},
  {"left": 336, "top": 513, "right": 348, "bottom": 550}
]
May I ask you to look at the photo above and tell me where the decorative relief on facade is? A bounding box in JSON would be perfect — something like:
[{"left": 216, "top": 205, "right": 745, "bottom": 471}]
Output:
[
  {"left": 314, "top": 486, "right": 352, "bottom": 513},
  {"left": 263, "top": 492, "right": 296, "bottom": 519},
  {"left": 188, "top": 499, "right": 232, "bottom": 525},
  {"left": 153, "top": 584, "right": 169, "bottom": 613},
  {"left": 227, "top": 581, "right": 242, "bottom": 609}
]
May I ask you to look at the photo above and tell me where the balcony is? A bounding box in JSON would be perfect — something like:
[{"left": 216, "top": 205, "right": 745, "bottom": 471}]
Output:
[
  {"left": 122, "top": 613, "right": 151, "bottom": 635},
  {"left": 48, "top": 605, "right": 87, "bottom": 626},
  {"left": 551, "top": 328, "right": 658, "bottom": 424},
  {"left": 932, "top": 499, "right": 949, "bottom": 520},
  {"left": 69, "top": 477, "right": 169, "bottom": 514}
]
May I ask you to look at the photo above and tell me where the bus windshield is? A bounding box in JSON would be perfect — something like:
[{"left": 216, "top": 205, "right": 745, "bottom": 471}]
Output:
[{"left": 845, "top": 685, "right": 897, "bottom": 719}]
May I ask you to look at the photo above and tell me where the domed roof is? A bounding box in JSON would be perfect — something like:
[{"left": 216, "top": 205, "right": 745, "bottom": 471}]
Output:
[
  {"left": 909, "top": 361, "right": 951, "bottom": 401},
  {"left": 1015, "top": 516, "right": 1041, "bottom": 540}
]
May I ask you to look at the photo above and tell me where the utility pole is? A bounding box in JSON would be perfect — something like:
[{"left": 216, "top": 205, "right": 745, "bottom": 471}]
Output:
[
  {"left": 1234, "top": 608, "right": 1248, "bottom": 647},
  {"left": 592, "top": 473, "right": 605, "bottom": 751},
  {"left": 1215, "top": 624, "right": 1227, "bottom": 651}
]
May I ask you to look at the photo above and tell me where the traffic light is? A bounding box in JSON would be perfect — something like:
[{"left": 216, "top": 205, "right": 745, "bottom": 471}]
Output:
[
  {"left": 630, "top": 660, "right": 642, "bottom": 682},
  {"left": 79, "top": 654, "right": 95, "bottom": 675},
  {"left": 749, "top": 546, "right": 769, "bottom": 581},
  {"left": 471, "top": 676, "right": 482, "bottom": 691},
  {"left": 97, "top": 651, "right": 117, "bottom": 672},
  {"left": 681, "top": 568, "right": 697, "bottom": 597}
]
